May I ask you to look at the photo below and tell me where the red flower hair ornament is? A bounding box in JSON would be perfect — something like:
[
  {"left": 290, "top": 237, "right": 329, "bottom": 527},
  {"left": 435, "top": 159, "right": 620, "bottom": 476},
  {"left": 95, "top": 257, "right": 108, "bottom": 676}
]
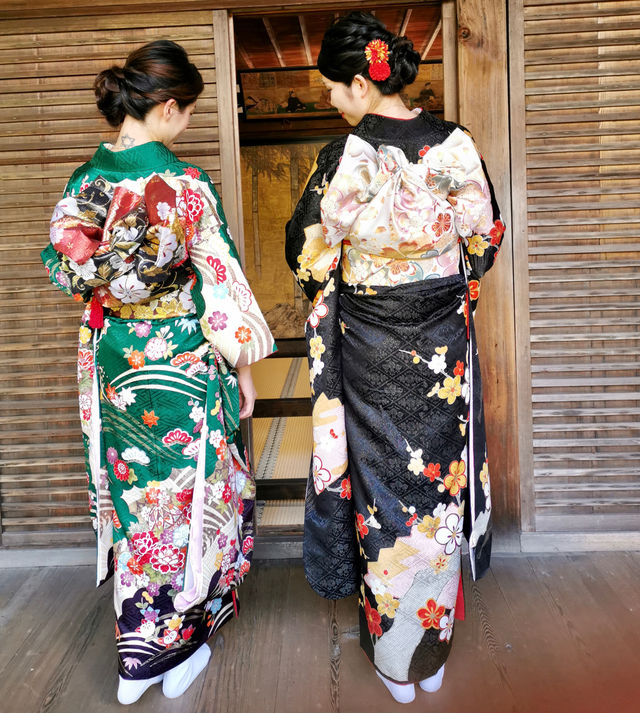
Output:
[{"left": 365, "top": 39, "right": 391, "bottom": 81}]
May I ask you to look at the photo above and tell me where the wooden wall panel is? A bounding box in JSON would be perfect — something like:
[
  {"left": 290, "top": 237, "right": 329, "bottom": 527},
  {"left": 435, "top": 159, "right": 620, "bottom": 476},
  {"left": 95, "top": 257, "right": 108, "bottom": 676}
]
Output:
[
  {"left": 0, "top": 10, "right": 220, "bottom": 547},
  {"left": 457, "top": 0, "right": 519, "bottom": 546},
  {"left": 511, "top": 0, "right": 640, "bottom": 541}
]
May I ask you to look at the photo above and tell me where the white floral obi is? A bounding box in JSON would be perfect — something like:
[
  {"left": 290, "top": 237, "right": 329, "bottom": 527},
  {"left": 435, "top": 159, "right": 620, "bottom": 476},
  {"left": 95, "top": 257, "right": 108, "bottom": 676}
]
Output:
[{"left": 320, "top": 129, "right": 493, "bottom": 287}]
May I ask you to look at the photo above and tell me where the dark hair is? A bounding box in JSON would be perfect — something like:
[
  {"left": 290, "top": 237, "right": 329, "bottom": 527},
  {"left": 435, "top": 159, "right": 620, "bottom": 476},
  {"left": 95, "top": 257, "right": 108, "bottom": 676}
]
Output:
[
  {"left": 317, "top": 11, "right": 420, "bottom": 95},
  {"left": 94, "top": 40, "right": 204, "bottom": 127}
]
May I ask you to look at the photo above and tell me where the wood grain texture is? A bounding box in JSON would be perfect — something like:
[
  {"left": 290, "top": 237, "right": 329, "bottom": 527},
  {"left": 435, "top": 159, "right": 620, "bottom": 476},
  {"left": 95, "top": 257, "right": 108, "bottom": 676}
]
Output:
[
  {"left": 0, "top": 10, "right": 221, "bottom": 547},
  {"left": 3, "top": 557, "right": 637, "bottom": 712},
  {"left": 456, "top": 0, "right": 519, "bottom": 544},
  {"left": 515, "top": 0, "right": 640, "bottom": 534}
]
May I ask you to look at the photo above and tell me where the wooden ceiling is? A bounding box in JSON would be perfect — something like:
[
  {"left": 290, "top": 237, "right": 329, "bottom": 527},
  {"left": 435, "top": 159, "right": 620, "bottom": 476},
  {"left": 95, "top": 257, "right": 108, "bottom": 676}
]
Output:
[{"left": 234, "top": 5, "right": 442, "bottom": 71}]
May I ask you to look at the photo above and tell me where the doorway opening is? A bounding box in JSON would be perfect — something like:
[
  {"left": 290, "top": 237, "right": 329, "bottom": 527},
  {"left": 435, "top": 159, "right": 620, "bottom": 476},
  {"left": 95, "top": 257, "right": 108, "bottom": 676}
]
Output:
[{"left": 232, "top": 4, "right": 447, "bottom": 537}]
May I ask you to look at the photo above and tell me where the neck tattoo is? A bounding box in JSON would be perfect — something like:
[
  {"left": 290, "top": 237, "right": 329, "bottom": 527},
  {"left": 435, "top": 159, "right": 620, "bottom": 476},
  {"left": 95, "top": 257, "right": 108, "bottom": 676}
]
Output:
[{"left": 119, "top": 133, "right": 136, "bottom": 149}]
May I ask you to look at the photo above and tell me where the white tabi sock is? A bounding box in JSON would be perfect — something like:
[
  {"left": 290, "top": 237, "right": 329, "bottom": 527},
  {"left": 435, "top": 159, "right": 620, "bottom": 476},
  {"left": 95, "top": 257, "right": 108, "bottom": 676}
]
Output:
[
  {"left": 162, "top": 642, "right": 211, "bottom": 699},
  {"left": 418, "top": 663, "right": 445, "bottom": 692},
  {"left": 375, "top": 670, "right": 416, "bottom": 704},
  {"left": 117, "top": 673, "right": 164, "bottom": 705}
]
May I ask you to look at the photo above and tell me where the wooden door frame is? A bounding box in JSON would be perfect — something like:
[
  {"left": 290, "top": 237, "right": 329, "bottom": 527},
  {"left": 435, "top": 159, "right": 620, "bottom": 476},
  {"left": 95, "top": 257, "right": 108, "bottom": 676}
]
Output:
[
  {"left": 220, "top": 0, "right": 519, "bottom": 546},
  {"left": 1, "top": 0, "right": 520, "bottom": 548}
]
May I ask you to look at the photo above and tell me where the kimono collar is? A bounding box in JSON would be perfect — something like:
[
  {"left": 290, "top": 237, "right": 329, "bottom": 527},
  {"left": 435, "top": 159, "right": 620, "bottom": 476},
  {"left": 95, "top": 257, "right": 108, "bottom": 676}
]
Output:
[{"left": 92, "top": 141, "right": 178, "bottom": 173}]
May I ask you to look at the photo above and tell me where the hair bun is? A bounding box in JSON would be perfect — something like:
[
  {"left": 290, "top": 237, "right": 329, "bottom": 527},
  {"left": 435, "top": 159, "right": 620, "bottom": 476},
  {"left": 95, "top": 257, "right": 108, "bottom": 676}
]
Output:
[
  {"left": 389, "top": 36, "right": 420, "bottom": 93},
  {"left": 92, "top": 41, "right": 204, "bottom": 128},
  {"left": 318, "top": 12, "right": 420, "bottom": 96},
  {"left": 94, "top": 65, "right": 127, "bottom": 127}
]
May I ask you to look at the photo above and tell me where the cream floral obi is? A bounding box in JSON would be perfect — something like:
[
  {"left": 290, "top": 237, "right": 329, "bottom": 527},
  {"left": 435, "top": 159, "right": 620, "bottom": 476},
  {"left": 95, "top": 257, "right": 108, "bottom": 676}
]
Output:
[{"left": 320, "top": 128, "right": 493, "bottom": 287}]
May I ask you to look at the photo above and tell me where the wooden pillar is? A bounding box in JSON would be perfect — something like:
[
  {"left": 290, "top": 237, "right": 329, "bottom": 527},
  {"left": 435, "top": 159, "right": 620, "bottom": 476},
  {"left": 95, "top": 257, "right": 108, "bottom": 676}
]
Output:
[
  {"left": 212, "top": 9, "right": 246, "bottom": 265},
  {"left": 442, "top": 0, "right": 458, "bottom": 123},
  {"left": 456, "top": 0, "right": 520, "bottom": 548}
]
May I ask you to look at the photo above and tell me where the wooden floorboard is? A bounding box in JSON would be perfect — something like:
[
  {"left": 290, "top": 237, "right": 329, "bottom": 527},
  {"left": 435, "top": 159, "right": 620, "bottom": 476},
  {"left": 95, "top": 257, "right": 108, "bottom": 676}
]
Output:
[{"left": 0, "top": 554, "right": 637, "bottom": 713}]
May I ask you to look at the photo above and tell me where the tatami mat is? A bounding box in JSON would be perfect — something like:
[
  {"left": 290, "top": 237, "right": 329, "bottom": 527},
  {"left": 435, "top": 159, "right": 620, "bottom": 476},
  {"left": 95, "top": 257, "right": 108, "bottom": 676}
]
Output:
[
  {"left": 252, "top": 357, "right": 310, "bottom": 530},
  {"left": 257, "top": 499, "right": 305, "bottom": 527},
  {"left": 270, "top": 417, "right": 312, "bottom": 479}
]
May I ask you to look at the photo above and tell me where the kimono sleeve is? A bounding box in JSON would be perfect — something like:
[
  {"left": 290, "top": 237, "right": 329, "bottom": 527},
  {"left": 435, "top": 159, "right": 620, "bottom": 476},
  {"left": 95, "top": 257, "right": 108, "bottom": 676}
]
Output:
[
  {"left": 449, "top": 132, "right": 505, "bottom": 302},
  {"left": 41, "top": 167, "right": 95, "bottom": 302},
  {"left": 188, "top": 174, "right": 275, "bottom": 368},
  {"left": 285, "top": 140, "right": 345, "bottom": 302}
]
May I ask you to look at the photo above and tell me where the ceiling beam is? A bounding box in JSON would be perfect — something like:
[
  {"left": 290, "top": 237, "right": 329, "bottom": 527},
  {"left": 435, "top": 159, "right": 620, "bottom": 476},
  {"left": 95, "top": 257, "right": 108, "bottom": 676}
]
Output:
[
  {"left": 236, "top": 41, "right": 254, "bottom": 69},
  {"left": 399, "top": 8, "right": 412, "bottom": 36},
  {"left": 263, "top": 18, "right": 286, "bottom": 67},
  {"left": 298, "top": 14, "right": 313, "bottom": 66},
  {"left": 421, "top": 19, "right": 442, "bottom": 60}
]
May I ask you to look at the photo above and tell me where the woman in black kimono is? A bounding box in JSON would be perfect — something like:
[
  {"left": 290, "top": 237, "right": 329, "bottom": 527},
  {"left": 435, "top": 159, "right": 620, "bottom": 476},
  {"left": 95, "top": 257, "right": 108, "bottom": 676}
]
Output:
[{"left": 286, "top": 12, "right": 504, "bottom": 704}]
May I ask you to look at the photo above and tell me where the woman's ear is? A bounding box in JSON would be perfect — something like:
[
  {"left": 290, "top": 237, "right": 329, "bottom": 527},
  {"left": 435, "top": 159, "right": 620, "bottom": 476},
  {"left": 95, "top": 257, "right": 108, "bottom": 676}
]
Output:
[
  {"left": 351, "top": 74, "right": 370, "bottom": 99},
  {"left": 163, "top": 98, "right": 179, "bottom": 120}
]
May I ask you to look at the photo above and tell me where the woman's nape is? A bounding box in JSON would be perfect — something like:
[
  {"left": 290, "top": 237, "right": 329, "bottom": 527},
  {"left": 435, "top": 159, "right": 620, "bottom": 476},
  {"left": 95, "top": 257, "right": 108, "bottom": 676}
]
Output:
[
  {"left": 320, "top": 73, "right": 414, "bottom": 127},
  {"left": 111, "top": 98, "right": 197, "bottom": 152}
]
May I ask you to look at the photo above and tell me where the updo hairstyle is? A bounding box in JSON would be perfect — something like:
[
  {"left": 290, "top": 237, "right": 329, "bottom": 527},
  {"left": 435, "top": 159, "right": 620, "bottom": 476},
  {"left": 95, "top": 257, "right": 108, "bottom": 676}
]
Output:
[
  {"left": 317, "top": 11, "right": 420, "bottom": 95},
  {"left": 94, "top": 40, "right": 204, "bottom": 127}
]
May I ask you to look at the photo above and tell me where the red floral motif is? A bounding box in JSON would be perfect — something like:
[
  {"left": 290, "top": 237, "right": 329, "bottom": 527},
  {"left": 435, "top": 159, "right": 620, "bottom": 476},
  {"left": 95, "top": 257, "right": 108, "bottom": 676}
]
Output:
[
  {"left": 489, "top": 219, "right": 505, "bottom": 246},
  {"left": 356, "top": 512, "right": 369, "bottom": 538},
  {"left": 423, "top": 462, "right": 441, "bottom": 483},
  {"left": 163, "top": 429, "right": 193, "bottom": 446},
  {"left": 77, "top": 349, "right": 94, "bottom": 377},
  {"left": 417, "top": 599, "right": 446, "bottom": 629},
  {"left": 182, "top": 503, "right": 192, "bottom": 524},
  {"left": 181, "top": 188, "right": 205, "bottom": 223},
  {"left": 182, "top": 624, "right": 195, "bottom": 640},
  {"left": 176, "top": 488, "right": 193, "bottom": 504},
  {"left": 340, "top": 478, "right": 352, "bottom": 500},
  {"left": 112, "top": 510, "right": 122, "bottom": 530},
  {"left": 419, "top": 144, "right": 431, "bottom": 157},
  {"left": 406, "top": 512, "right": 418, "bottom": 527},
  {"left": 183, "top": 167, "right": 201, "bottom": 180},
  {"left": 364, "top": 598, "right": 383, "bottom": 637},
  {"left": 113, "top": 459, "right": 130, "bottom": 482},
  {"left": 454, "top": 360, "right": 465, "bottom": 377},
  {"left": 206, "top": 256, "right": 227, "bottom": 283},
  {"left": 222, "top": 483, "right": 232, "bottom": 504},
  {"left": 432, "top": 213, "right": 453, "bottom": 238},
  {"left": 239, "top": 560, "right": 251, "bottom": 577},
  {"left": 131, "top": 531, "right": 158, "bottom": 563},
  {"left": 468, "top": 279, "right": 480, "bottom": 301},
  {"left": 149, "top": 543, "right": 186, "bottom": 574},
  {"left": 242, "top": 536, "right": 254, "bottom": 555}
]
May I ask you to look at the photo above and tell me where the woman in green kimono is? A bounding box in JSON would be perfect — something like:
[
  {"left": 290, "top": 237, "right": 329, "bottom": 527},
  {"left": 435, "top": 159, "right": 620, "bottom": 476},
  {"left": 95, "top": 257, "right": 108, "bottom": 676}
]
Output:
[
  {"left": 42, "top": 41, "right": 275, "bottom": 704},
  {"left": 286, "top": 13, "right": 503, "bottom": 705}
]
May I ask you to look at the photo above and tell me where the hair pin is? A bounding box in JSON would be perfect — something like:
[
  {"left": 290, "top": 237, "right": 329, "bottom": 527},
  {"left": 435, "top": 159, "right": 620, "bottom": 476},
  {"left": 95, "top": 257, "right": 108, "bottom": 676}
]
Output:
[{"left": 365, "top": 39, "right": 391, "bottom": 81}]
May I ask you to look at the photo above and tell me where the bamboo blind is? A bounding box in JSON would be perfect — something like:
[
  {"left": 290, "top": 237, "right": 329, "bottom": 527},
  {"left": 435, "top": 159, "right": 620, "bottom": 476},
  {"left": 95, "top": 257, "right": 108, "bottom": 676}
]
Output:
[
  {"left": 0, "top": 10, "right": 220, "bottom": 547},
  {"left": 516, "top": 0, "right": 640, "bottom": 535}
]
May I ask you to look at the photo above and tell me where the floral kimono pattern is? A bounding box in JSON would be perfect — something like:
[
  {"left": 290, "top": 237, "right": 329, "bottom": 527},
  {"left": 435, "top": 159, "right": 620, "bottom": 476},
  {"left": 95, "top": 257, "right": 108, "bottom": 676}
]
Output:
[
  {"left": 286, "top": 111, "right": 503, "bottom": 683},
  {"left": 42, "top": 141, "right": 275, "bottom": 680}
]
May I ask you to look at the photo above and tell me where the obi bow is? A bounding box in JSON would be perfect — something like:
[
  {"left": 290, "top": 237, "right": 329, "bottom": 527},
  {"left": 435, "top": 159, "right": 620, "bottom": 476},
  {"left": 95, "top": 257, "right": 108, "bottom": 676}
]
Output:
[{"left": 320, "top": 128, "right": 493, "bottom": 255}]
